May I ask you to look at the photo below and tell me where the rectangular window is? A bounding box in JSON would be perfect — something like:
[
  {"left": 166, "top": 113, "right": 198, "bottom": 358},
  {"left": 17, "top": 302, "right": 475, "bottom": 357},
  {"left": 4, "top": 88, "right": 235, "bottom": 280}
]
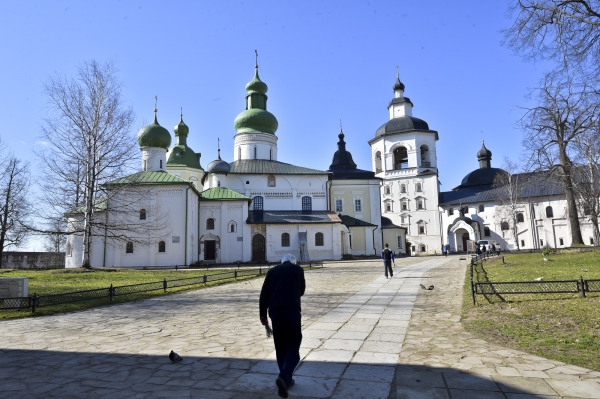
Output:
[
  {"left": 484, "top": 227, "right": 490, "bottom": 237},
  {"left": 354, "top": 199, "right": 362, "bottom": 212},
  {"left": 448, "top": 208, "right": 454, "bottom": 216},
  {"left": 540, "top": 239, "right": 544, "bottom": 247},
  {"left": 397, "top": 236, "right": 403, "bottom": 249},
  {"left": 591, "top": 237, "right": 595, "bottom": 245},
  {"left": 419, "top": 226, "right": 425, "bottom": 234},
  {"left": 559, "top": 238, "right": 564, "bottom": 246},
  {"left": 521, "top": 240, "right": 525, "bottom": 247},
  {"left": 335, "top": 199, "right": 343, "bottom": 213}
]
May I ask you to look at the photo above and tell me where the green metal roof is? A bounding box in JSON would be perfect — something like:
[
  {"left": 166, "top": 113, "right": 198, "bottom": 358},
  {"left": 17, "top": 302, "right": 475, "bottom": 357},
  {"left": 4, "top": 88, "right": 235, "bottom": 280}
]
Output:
[
  {"left": 166, "top": 145, "right": 204, "bottom": 170},
  {"left": 105, "top": 171, "right": 190, "bottom": 185},
  {"left": 200, "top": 187, "right": 251, "bottom": 201},
  {"left": 65, "top": 198, "right": 107, "bottom": 216}
]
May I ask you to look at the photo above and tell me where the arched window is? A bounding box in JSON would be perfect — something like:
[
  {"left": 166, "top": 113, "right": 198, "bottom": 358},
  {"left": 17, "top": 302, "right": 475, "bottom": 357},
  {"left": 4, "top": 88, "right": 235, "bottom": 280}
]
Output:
[
  {"left": 417, "top": 200, "right": 424, "bottom": 210},
  {"left": 270, "top": 148, "right": 272, "bottom": 160},
  {"left": 254, "top": 146, "right": 257, "bottom": 159},
  {"left": 501, "top": 221, "right": 509, "bottom": 230},
  {"left": 206, "top": 218, "right": 215, "bottom": 230},
  {"left": 402, "top": 202, "right": 408, "bottom": 211},
  {"left": 126, "top": 242, "right": 133, "bottom": 253},
  {"left": 160, "top": 160, "right": 163, "bottom": 169},
  {"left": 397, "top": 236, "right": 403, "bottom": 249},
  {"left": 302, "top": 196, "right": 312, "bottom": 211},
  {"left": 416, "top": 183, "right": 422, "bottom": 192},
  {"left": 238, "top": 147, "right": 242, "bottom": 160},
  {"left": 418, "top": 225, "right": 425, "bottom": 234},
  {"left": 228, "top": 221, "right": 236, "bottom": 233},
  {"left": 420, "top": 244, "right": 426, "bottom": 252},
  {"left": 158, "top": 241, "right": 166, "bottom": 253},
  {"left": 479, "top": 204, "right": 484, "bottom": 212},
  {"left": 420, "top": 145, "right": 429, "bottom": 165},
  {"left": 140, "top": 209, "right": 146, "bottom": 220},
  {"left": 66, "top": 243, "right": 72, "bottom": 257},
  {"left": 385, "top": 203, "right": 391, "bottom": 212},
  {"left": 281, "top": 233, "right": 290, "bottom": 247},
  {"left": 393, "top": 146, "right": 408, "bottom": 169},
  {"left": 268, "top": 175, "right": 276, "bottom": 187},
  {"left": 546, "top": 206, "right": 554, "bottom": 218},
  {"left": 253, "top": 196, "right": 264, "bottom": 211},
  {"left": 400, "top": 184, "right": 406, "bottom": 193},
  {"left": 385, "top": 185, "right": 390, "bottom": 194},
  {"left": 315, "top": 232, "right": 324, "bottom": 246},
  {"left": 484, "top": 226, "right": 491, "bottom": 237},
  {"left": 375, "top": 151, "right": 382, "bottom": 172},
  {"left": 516, "top": 213, "right": 524, "bottom": 223}
]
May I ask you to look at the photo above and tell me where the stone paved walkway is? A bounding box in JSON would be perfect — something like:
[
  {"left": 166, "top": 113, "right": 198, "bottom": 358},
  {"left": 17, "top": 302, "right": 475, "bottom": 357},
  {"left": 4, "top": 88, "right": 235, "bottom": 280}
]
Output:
[{"left": 1, "top": 256, "right": 599, "bottom": 398}]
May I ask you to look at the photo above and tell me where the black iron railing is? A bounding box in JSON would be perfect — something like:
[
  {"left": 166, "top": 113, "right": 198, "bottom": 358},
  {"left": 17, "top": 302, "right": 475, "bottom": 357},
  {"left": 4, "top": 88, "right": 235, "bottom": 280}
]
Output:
[
  {"left": 469, "top": 255, "right": 599, "bottom": 304},
  {"left": 1, "top": 262, "right": 324, "bottom": 313}
]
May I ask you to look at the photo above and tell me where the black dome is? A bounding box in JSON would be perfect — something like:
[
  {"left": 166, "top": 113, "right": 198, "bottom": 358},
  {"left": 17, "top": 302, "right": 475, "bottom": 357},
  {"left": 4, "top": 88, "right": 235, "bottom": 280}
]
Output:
[
  {"left": 375, "top": 116, "right": 430, "bottom": 137},
  {"left": 460, "top": 167, "right": 508, "bottom": 187}
]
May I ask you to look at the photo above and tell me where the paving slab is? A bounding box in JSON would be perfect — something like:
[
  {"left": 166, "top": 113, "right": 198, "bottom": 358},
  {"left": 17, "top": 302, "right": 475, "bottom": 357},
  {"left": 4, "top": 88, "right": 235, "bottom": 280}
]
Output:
[{"left": 1, "top": 256, "right": 599, "bottom": 398}]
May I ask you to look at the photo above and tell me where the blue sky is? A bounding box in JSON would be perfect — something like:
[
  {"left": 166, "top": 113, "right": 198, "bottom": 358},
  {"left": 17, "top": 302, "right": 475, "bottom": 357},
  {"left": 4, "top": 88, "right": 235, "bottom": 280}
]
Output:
[{"left": 1, "top": 1, "right": 551, "bottom": 249}]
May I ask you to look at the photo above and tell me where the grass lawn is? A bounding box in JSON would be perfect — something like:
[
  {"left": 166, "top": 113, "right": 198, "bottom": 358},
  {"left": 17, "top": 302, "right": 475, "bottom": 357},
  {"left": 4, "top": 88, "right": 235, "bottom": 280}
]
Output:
[
  {"left": 0, "top": 267, "right": 266, "bottom": 320},
  {"left": 463, "top": 250, "right": 600, "bottom": 372}
]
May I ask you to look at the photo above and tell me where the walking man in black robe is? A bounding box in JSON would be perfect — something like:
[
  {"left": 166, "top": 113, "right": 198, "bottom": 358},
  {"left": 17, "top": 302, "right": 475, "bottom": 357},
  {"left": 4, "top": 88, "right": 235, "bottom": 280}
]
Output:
[{"left": 259, "top": 254, "right": 305, "bottom": 398}]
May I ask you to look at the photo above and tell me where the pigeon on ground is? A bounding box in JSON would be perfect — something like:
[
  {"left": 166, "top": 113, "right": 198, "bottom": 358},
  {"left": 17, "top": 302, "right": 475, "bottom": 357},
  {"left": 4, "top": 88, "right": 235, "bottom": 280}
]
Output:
[
  {"left": 420, "top": 284, "right": 426, "bottom": 290},
  {"left": 427, "top": 285, "right": 434, "bottom": 290},
  {"left": 534, "top": 277, "right": 543, "bottom": 281},
  {"left": 543, "top": 258, "right": 549, "bottom": 261},
  {"left": 169, "top": 350, "right": 183, "bottom": 362}
]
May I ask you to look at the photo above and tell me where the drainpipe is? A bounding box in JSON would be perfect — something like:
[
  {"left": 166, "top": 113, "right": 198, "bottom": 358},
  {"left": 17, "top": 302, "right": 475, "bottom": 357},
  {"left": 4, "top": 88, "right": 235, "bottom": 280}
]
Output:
[
  {"left": 102, "top": 210, "right": 108, "bottom": 267},
  {"left": 198, "top": 194, "right": 201, "bottom": 263},
  {"left": 379, "top": 179, "right": 384, "bottom": 252},
  {"left": 372, "top": 225, "right": 379, "bottom": 255},
  {"left": 185, "top": 187, "right": 189, "bottom": 266}
]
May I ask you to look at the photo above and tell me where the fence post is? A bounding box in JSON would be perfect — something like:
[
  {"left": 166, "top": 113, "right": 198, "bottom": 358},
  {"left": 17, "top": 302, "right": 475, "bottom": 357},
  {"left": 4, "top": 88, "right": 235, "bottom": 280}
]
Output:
[
  {"left": 163, "top": 278, "right": 167, "bottom": 293},
  {"left": 31, "top": 293, "right": 37, "bottom": 313},
  {"left": 259, "top": 266, "right": 262, "bottom": 275},
  {"left": 234, "top": 270, "right": 238, "bottom": 279},
  {"left": 580, "top": 276, "right": 586, "bottom": 298},
  {"left": 203, "top": 275, "right": 207, "bottom": 284},
  {"left": 470, "top": 259, "right": 476, "bottom": 305},
  {"left": 109, "top": 284, "right": 113, "bottom": 302}
]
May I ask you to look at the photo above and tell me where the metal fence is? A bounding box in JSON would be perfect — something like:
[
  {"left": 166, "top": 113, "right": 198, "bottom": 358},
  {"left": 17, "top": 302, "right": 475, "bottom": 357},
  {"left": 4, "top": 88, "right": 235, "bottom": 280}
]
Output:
[
  {"left": 1, "top": 262, "right": 323, "bottom": 312},
  {"left": 469, "top": 255, "right": 600, "bottom": 304}
]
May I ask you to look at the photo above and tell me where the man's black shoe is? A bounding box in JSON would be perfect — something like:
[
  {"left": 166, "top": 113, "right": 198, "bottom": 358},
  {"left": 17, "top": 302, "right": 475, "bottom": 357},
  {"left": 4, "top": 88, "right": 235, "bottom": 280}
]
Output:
[{"left": 276, "top": 377, "right": 289, "bottom": 398}]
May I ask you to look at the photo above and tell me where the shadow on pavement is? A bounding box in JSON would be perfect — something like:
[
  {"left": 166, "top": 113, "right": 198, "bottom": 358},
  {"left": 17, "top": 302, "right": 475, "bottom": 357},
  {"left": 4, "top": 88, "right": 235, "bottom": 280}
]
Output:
[{"left": 0, "top": 349, "right": 561, "bottom": 398}]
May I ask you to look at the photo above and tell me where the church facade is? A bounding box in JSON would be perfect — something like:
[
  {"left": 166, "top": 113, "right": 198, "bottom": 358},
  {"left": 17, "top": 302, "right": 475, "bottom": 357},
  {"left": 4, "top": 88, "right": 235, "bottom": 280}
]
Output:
[{"left": 65, "top": 63, "right": 405, "bottom": 268}]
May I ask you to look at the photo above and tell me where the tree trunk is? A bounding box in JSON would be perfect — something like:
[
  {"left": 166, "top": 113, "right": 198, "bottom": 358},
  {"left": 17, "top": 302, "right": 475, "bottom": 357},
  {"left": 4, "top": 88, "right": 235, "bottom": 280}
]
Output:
[{"left": 558, "top": 140, "right": 584, "bottom": 245}]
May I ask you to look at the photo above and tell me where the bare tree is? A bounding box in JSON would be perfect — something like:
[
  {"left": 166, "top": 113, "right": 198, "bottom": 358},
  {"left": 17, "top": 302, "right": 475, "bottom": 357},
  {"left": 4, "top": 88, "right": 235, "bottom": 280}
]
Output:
[
  {"left": 0, "top": 157, "right": 32, "bottom": 268},
  {"left": 520, "top": 70, "right": 600, "bottom": 245},
  {"left": 38, "top": 60, "right": 139, "bottom": 267},
  {"left": 493, "top": 159, "right": 526, "bottom": 250},
  {"left": 572, "top": 124, "right": 600, "bottom": 245},
  {"left": 504, "top": 0, "right": 600, "bottom": 73}
]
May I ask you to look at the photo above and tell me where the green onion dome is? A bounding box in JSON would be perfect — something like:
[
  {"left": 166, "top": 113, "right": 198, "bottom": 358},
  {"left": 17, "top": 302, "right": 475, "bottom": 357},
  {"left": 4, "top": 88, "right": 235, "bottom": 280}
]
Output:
[
  {"left": 137, "top": 114, "right": 172, "bottom": 149},
  {"left": 234, "top": 108, "right": 278, "bottom": 134},
  {"left": 174, "top": 115, "right": 189, "bottom": 136},
  {"left": 234, "top": 68, "right": 278, "bottom": 135}
]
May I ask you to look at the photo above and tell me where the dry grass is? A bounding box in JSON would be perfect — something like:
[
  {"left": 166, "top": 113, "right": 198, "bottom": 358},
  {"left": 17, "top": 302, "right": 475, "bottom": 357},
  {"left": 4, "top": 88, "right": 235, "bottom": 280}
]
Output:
[{"left": 463, "top": 250, "right": 600, "bottom": 372}]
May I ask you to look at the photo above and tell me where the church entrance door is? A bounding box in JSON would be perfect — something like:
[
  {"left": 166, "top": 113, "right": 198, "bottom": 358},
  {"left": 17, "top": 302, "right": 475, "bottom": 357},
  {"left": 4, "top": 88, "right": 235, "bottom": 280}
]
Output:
[
  {"left": 462, "top": 234, "right": 469, "bottom": 252},
  {"left": 204, "top": 240, "right": 216, "bottom": 260},
  {"left": 252, "top": 234, "right": 266, "bottom": 261}
]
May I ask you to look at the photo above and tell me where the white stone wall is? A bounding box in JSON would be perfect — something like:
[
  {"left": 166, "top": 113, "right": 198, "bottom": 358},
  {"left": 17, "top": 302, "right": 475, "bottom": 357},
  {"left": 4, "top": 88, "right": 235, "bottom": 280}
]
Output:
[{"left": 234, "top": 132, "right": 278, "bottom": 161}]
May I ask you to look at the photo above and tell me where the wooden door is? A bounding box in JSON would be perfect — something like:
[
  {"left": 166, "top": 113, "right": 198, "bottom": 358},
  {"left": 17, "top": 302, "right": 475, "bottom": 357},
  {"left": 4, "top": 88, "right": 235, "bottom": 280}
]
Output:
[
  {"left": 204, "top": 240, "right": 216, "bottom": 260},
  {"left": 252, "top": 234, "right": 266, "bottom": 261}
]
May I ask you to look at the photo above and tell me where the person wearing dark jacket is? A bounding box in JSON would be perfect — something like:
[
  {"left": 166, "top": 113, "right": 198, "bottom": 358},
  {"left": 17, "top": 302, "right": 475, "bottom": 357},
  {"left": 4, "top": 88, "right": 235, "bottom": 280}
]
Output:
[
  {"left": 381, "top": 243, "right": 394, "bottom": 278},
  {"left": 259, "top": 254, "right": 305, "bottom": 398}
]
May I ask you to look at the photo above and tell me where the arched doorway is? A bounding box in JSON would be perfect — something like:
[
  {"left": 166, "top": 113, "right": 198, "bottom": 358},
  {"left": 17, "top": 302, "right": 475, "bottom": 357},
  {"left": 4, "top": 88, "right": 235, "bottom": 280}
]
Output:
[{"left": 252, "top": 234, "right": 266, "bottom": 261}]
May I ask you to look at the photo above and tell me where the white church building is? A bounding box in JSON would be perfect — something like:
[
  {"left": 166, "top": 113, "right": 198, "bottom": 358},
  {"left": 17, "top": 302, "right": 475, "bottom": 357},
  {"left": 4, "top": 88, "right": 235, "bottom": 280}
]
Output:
[{"left": 65, "top": 63, "right": 595, "bottom": 268}]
